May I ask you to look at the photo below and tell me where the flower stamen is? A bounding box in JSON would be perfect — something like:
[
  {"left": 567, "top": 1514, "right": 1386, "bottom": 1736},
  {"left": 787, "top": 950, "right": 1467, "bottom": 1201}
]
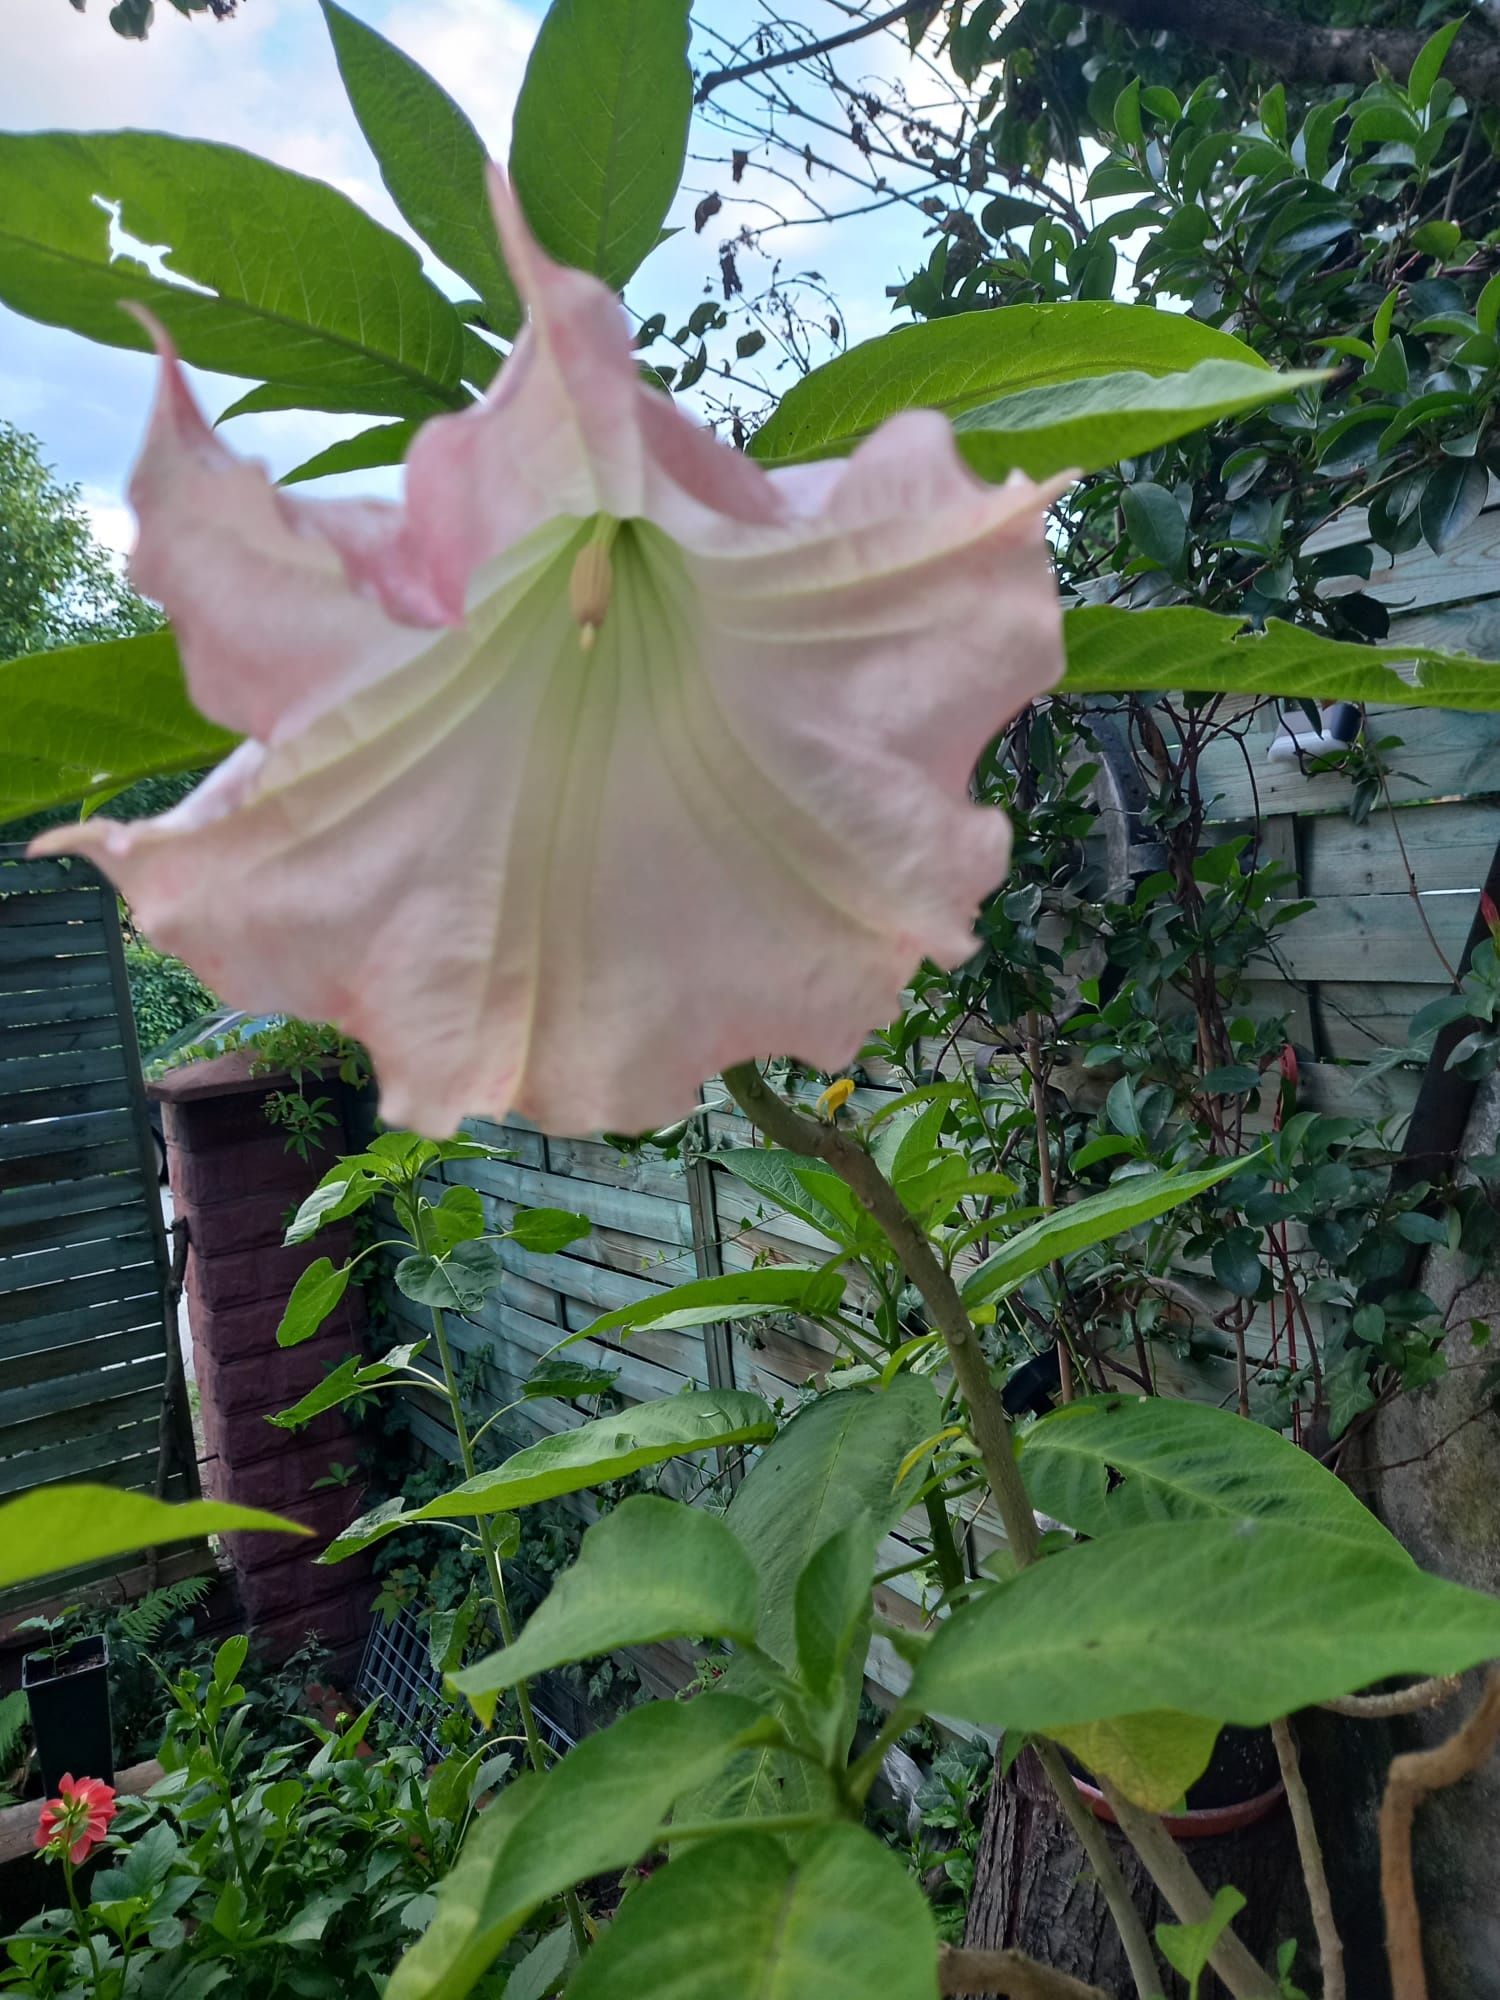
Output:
[{"left": 570, "top": 523, "right": 618, "bottom": 652}]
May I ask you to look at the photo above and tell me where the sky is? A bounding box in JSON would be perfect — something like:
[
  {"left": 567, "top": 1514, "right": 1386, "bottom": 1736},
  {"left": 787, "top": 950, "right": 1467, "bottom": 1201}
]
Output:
[{"left": 2, "top": 0, "right": 942, "bottom": 555}]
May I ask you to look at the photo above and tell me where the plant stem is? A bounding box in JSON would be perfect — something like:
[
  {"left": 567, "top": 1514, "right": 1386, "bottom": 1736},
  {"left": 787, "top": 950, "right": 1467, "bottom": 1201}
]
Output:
[
  {"left": 62, "top": 1856, "right": 103, "bottom": 1991},
  {"left": 1032, "top": 1743, "right": 1163, "bottom": 2000},
  {"left": 1272, "top": 1717, "right": 1345, "bottom": 2000}
]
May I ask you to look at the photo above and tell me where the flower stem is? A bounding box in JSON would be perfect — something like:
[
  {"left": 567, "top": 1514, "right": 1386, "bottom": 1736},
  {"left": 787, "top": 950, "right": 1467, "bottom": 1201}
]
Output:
[{"left": 62, "top": 1856, "right": 103, "bottom": 1992}]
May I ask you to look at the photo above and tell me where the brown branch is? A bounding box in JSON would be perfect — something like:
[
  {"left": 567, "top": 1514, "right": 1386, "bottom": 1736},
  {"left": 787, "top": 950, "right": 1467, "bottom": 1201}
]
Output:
[
  {"left": 1323, "top": 1676, "right": 1463, "bottom": 1720},
  {"left": 1380, "top": 1669, "right": 1500, "bottom": 2000},
  {"left": 1078, "top": 0, "right": 1500, "bottom": 101},
  {"left": 696, "top": 1, "right": 933, "bottom": 102},
  {"left": 1272, "top": 1718, "right": 1345, "bottom": 2000},
  {"left": 938, "top": 1942, "right": 1107, "bottom": 1999}
]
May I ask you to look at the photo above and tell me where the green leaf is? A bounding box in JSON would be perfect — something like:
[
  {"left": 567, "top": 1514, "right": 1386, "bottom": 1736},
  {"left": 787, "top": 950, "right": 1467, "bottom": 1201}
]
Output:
[
  {"left": 267, "top": 1341, "right": 425, "bottom": 1429},
  {"left": 275, "top": 1257, "right": 351, "bottom": 1348},
  {"left": 793, "top": 1514, "right": 876, "bottom": 1755},
  {"left": 280, "top": 418, "right": 421, "bottom": 488},
  {"left": 451, "top": 1497, "right": 758, "bottom": 1721},
  {"left": 749, "top": 303, "right": 1320, "bottom": 482},
  {"left": 507, "top": 1207, "right": 592, "bottom": 1254},
  {"left": 1059, "top": 604, "right": 1500, "bottom": 712},
  {"left": 386, "top": 1696, "right": 770, "bottom": 2000},
  {"left": 319, "top": 1494, "right": 521, "bottom": 1568},
  {"left": 424, "top": 1184, "right": 487, "bottom": 1254},
  {"left": 909, "top": 1519, "right": 1500, "bottom": 1734},
  {"left": 573, "top": 1266, "right": 846, "bottom": 1343},
  {"left": 503, "top": 1926, "right": 575, "bottom": 2000},
  {"left": 321, "top": 0, "right": 520, "bottom": 336},
  {"left": 565, "top": 1825, "right": 939, "bottom": 2000},
  {"left": 1018, "top": 1397, "right": 1401, "bottom": 1555},
  {"left": 1158, "top": 1887, "right": 1248, "bottom": 2000},
  {"left": 283, "top": 1171, "right": 380, "bottom": 1246},
  {"left": 961, "top": 1158, "right": 1251, "bottom": 1308},
  {"left": 0, "top": 131, "right": 467, "bottom": 415},
  {"left": 420, "top": 1390, "right": 777, "bottom": 1522},
  {"left": 1122, "top": 482, "right": 1187, "bottom": 570},
  {"left": 0, "top": 1486, "right": 306, "bottom": 1590},
  {"left": 395, "top": 1241, "right": 507, "bottom": 1312},
  {"left": 509, "top": 0, "right": 692, "bottom": 292},
  {"left": 1420, "top": 457, "right": 1489, "bottom": 554},
  {"left": 521, "top": 1359, "right": 618, "bottom": 1402},
  {"left": 715, "top": 1148, "right": 854, "bottom": 1245},
  {"left": 1408, "top": 18, "right": 1465, "bottom": 109},
  {"left": 0, "top": 629, "right": 237, "bottom": 824},
  {"left": 726, "top": 1375, "right": 941, "bottom": 1666},
  {"left": 1113, "top": 78, "right": 1143, "bottom": 147},
  {"left": 1210, "top": 1230, "right": 1265, "bottom": 1299},
  {"left": 1050, "top": 1712, "right": 1221, "bottom": 1813}
]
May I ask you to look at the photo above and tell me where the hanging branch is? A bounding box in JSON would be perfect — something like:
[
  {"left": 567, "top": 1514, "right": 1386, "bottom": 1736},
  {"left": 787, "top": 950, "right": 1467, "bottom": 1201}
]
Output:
[
  {"left": 1323, "top": 1676, "right": 1462, "bottom": 1720},
  {"left": 1380, "top": 1669, "right": 1500, "bottom": 2000},
  {"left": 696, "top": 1, "right": 935, "bottom": 102}
]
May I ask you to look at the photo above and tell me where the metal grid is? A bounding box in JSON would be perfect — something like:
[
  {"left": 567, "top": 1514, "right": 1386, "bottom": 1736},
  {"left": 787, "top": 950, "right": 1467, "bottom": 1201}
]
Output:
[{"left": 355, "top": 1606, "right": 576, "bottom": 1762}]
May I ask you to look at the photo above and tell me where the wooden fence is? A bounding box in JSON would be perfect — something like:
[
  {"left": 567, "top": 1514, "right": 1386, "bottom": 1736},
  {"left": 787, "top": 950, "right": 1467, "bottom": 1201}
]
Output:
[{"left": 0, "top": 847, "right": 196, "bottom": 1615}]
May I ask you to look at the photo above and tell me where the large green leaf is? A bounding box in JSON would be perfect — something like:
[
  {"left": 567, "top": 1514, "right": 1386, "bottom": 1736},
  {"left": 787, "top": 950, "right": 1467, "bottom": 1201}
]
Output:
[
  {"left": 715, "top": 1148, "right": 853, "bottom": 1246},
  {"left": 910, "top": 1519, "right": 1500, "bottom": 1732},
  {"left": 1062, "top": 604, "right": 1500, "bottom": 711},
  {"left": 508, "top": 0, "right": 692, "bottom": 292},
  {"left": 281, "top": 418, "right": 421, "bottom": 488},
  {"left": 0, "top": 629, "right": 235, "bottom": 824},
  {"left": 386, "top": 1696, "right": 771, "bottom": 2000},
  {"left": 961, "top": 1157, "right": 1252, "bottom": 1308},
  {"left": 1050, "top": 1711, "right": 1222, "bottom": 1814},
  {"left": 566, "top": 1825, "right": 940, "bottom": 2000},
  {"left": 726, "top": 1376, "right": 941, "bottom": 1667},
  {"left": 274, "top": 1257, "right": 352, "bottom": 1349},
  {"left": 750, "top": 303, "right": 1318, "bottom": 481},
  {"left": 0, "top": 1487, "right": 305, "bottom": 1590},
  {"left": 320, "top": 1391, "right": 776, "bottom": 1563},
  {"left": 0, "top": 131, "right": 468, "bottom": 414},
  {"left": 573, "top": 1267, "right": 846, "bottom": 1343},
  {"left": 451, "top": 1497, "right": 758, "bottom": 1721},
  {"left": 321, "top": 0, "right": 520, "bottom": 337},
  {"left": 1020, "top": 1396, "right": 1400, "bottom": 1554},
  {"left": 267, "top": 1341, "right": 426, "bottom": 1430}
]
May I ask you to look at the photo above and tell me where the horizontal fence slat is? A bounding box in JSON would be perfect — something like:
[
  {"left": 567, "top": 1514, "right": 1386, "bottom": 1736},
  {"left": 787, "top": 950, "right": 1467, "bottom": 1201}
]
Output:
[
  {"left": 0, "top": 1139, "right": 145, "bottom": 1192},
  {"left": 0, "top": 1420, "right": 161, "bottom": 1497},
  {"left": 0, "top": 1257, "right": 161, "bottom": 1328},
  {"left": 0, "top": 1227, "right": 159, "bottom": 1300},
  {"left": 0, "top": 1047, "right": 129, "bottom": 1097},
  {"left": 0, "top": 887, "right": 106, "bottom": 928},
  {"left": 0, "top": 1108, "right": 138, "bottom": 1164},
  {"left": 0, "top": 1076, "right": 136, "bottom": 1125},
  {"left": 0, "top": 1018, "right": 126, "bottom": 1063},
  {"left": 0, "top": 1295, "right": 167, "bottom": 1366},
  {"left": 0, "top": 1169, "right": 147, "bottom": 1230},
  {"left": 0, "top": 979, "right": 117, "bottom": 1026},
  {"left": 1270, "top": 891, "right": 1474, "bottom": 985},
  {"left": 0, "top": 1194, "right": 155, "bottom": 1261},
  {"left": 0, "top": 920, "right": 111, "bottom": 965},
  {"left": 0, "top": 1348, "right": 167, "bottom": 1425},
  {"left": 0, "top": 1384, "right": 166, "bottom": 1462},
  {"left": 0, "top": 855, "right": 101, "bottom": 894}
]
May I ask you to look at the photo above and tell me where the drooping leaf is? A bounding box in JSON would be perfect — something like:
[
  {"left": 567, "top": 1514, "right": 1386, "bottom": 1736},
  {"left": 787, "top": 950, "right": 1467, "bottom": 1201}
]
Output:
[
  {"left": 319, "top": 1494, "right": 520, "bottom": 1568},
  {"left": 565, "top": 1825, "right": 940, "bottom": 2000},
  {"left": 714, "top": 1148, "right": 854, "bottom": 1245},
  {"left": 395, "top": 1240, "right": 508, "bottom": 1312},
  {"left": 0, "top": 1487, "right": 305, "bottom": 1591},
  {"left": 961, "top": 1157, "right": 1252, "bottom": 1307},
  {"left": 386, "top": 1696, "right": 771, "bottom": 2000},
  {"left": 793, "top": 1514, "right": 877, "bottom": 1757},
  {"left": 573, "top": 1267, "right": 846, "bottom": 1344},
  {"left": 1050, "top": 1712, "right": 1221, "bottom": 1813},
  {"left": 750, "top": 302, "right": 1319, "bottom": 481},
  {"left": 267, "top": 1342, "right": 426, "bottom": 1429},
  {"left": 423, "top": 1184, "right": 488, "bottom": 1255},
  {"left": 509, "top": 0, "right": 693, "bottom": 293},
  {"left": 726, "top": 1376, "right": 942, "bottom": 1667},
  {"left": 275, "top": 1257, "right": 352, "bottom": 1348},
  {"left": 280, "top": 418, "right": 422, "bottom": 488},
  {"left": 0, "top": 629, "right": 237, "bottom": 824},
  {"left": 910, "top": 1519, "right": 1500, "bottom": 1733},
  {"left": 1019, "top": 1397, "right": 1401, "bottom": 1555},
  {"left": 507, "top": 1207, "right": 592, "bottom": 1254},
  {"left": 283, "top": 1171, "right": 381, "bottom": 1246},
  {"left": 321, "top": 0, "right": 520, "bottom": 335},
  {"left": 521, "top": 1359, "right": 619, "bottom": 1402},
  {"left": 1060, "top": 604, "right": 1500, "bottom": 712},
  {"left": 451, "top": 1497, "right": 759, "bottom": 1720},
  {"left": 0, "top": 131, "right": 468, "bottom": 415}
]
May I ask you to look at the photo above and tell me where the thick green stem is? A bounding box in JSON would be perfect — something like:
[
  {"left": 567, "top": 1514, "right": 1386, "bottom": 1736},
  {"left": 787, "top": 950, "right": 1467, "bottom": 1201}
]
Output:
[
  {"left": 62, "top": 1856, "right": 103, "bottom": 1991},
  {"left": 722, "top": 1065, "right": 1283, "bottom": 2000}
]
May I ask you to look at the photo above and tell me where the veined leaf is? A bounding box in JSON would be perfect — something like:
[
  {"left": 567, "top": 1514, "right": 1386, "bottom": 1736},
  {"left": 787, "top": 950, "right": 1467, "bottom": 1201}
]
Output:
[
  {"left": 451, "top": 1497, "right": 759, "bottom": 1720},
  {"left": 910, "top": 1518, "right": 1500, "bottom": 1733},
  {"left": 1019, "top": 1396, "right": 1400, "bottom": 1554},
  {"left": 386, "top": 1696, "right": 771, "bottom": 2000},
  {"left": 0, "top": 629, "right": 236, "bottom": 824},
  {"left": 0, "top": 131, "right": 469, "bottom": 414},
  {"left": 0, "top": 1487, "right": 305, "bottom": 1590},
  {"left": 509, "top": 0, "right": 692, "bottom": 293},
  {"left": 1051, "top": 1712, "right": 1221, "bottom": 1812},
  {"left": 321, "top": 0, "right": 520, "bottom": 336},
  {"left": 961, "top": 1157, "right": 1252, "bottom": 1307},
  {"left": 268, "top": 1341, "right": 426, "bottom": 1429},
  {"left": 275, "top": 1257, "right": 351, "bottom": 1348},
  {"left": 750, "top": 302, "right": 1318, "bottom": 481},
  {"left": 565, "top": 1825, "right": 940, "bottom": 2000},
  {"left": 281, "top": 418, "right": 421, "bottom": 488},
  {"left": 572, "top": 1266, "right": 846, "bottom": 1343},
  {"left": 1061, "top": 603, "right": 1500, "bottom": 712}
]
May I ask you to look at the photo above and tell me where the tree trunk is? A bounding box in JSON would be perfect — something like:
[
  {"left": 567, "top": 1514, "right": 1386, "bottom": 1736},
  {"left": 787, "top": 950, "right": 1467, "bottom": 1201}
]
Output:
[{"left": 960, "top": 1748, "right": 1310, "bottom": 1998}]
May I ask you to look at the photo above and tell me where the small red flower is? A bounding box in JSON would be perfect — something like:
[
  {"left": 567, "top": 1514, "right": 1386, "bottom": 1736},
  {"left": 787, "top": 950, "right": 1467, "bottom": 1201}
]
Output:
[
  {"left": 1481, "top": 891, "right": 1500, "bottom": 946},
  {"left": 34, "top": 1774, "right": 117, "bottom": 1865}
]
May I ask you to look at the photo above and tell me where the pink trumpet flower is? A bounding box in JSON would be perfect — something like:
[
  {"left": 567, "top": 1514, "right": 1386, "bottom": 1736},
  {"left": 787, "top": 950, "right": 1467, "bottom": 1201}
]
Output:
[{"left": 34, "top": 171, "right": 1068, "bottom": 1138}]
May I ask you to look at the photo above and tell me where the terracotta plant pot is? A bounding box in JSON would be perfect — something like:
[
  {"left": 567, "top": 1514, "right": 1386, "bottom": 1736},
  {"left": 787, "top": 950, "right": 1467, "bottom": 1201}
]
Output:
[{"left": 1068, "top": 1724, "right": 1284, "bottom": 1839}]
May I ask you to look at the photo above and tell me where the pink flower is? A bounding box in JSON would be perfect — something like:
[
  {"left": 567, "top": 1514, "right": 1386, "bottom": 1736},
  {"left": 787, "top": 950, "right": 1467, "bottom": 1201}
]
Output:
[
  {"left": 34, "top": 172, "right": 1067, "bottom": 1138},
  {"left": 35, "top": 1774, "right": 117, "bottom": 1865}
]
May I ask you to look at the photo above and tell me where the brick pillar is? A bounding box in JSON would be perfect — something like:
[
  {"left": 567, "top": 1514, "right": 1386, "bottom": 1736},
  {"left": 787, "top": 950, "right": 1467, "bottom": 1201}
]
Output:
[{"left": 148, "top": 1052, "right": 373, "bottom": 1670}]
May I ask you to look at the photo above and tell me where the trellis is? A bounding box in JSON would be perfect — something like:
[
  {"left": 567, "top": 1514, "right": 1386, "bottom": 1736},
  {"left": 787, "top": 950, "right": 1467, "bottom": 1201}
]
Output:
[{"left": 0, "top": 846, "right": 196, "bottom": 1616}]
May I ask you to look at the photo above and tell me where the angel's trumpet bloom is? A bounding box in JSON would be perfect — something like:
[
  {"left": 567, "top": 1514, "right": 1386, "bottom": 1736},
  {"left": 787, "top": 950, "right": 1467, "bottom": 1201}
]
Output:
[{"left": 35, "top": 172, "right": 1067, "bottom": 1138}]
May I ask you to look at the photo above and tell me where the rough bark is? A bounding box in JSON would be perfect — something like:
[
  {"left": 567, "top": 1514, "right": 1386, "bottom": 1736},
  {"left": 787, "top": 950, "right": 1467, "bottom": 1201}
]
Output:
[
  {"left": 1080, "top": 1, "right": 1500, "bottom": 103},
  {"left": 961, "top": 1749, "right": 1310, "bottom": 1999}
]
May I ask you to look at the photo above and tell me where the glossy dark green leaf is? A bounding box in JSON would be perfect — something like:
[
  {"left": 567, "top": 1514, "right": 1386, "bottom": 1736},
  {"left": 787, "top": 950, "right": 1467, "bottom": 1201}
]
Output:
[
  {"left": 1122, "top": 481, "right": 1187, "bottom": 570},
  {"left": 0, "top": 131, "right": 468, "bottom": 414},
  {"left": 280, "top": 418, "right": 421, "bottom": 488},
  {"left": 1419, "top": 457, "right": 1489, "bottom": 555},
  {"left": 509, "top": 0, "right": 692, "bottom": 292},
  {"left": 321, "top": 0, "right": 520, "bottom": 335}
]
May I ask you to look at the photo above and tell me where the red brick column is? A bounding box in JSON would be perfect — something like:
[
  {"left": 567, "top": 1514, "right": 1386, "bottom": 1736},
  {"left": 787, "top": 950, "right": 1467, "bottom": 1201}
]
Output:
[{"left": 148, "top": 1053, "right": 373, "bottom": 1669}]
